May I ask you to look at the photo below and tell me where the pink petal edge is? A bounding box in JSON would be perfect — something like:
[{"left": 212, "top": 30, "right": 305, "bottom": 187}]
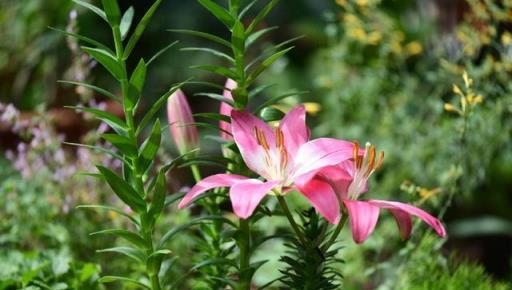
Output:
[
  {"left": 229, "top": 179, "right": 280, "bottom": 219},
  {"left": 343, "top": 199, "right": 380, "bottom": 244},
  {"left": 297, "top": 178, "right": 341, "bottom": 224},
  {"left": 178, "top": 174, "right": 249, "bottom": 209}
]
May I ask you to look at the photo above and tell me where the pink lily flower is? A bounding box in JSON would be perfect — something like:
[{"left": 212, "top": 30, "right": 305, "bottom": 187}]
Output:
[
  {"left": 167, "top": 89, "right": 199, "bottom": 155},
  {"left": 219, "top": 79, "right": 236, "bottom": 141},
  {"left": 299, "top": 142, "right": 446, "bottom": 244},
  {"left": 179, "top": 106, "right": 354, "bottom": 222}
]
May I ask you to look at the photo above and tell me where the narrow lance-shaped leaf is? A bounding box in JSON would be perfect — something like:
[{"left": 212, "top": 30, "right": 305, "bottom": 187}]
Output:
[
  {"left": 66, "top": 106, "right": 127, "bottom": 135},
  {"left": 191, "top": 65, "right": 238, "bottom": 80},
  {"left": 49, "top": 27, "right": 114, "bottom": 54},
  {"left": 97, "top": 246, "right": 146, "bottom": 263},
  {"left": 72, "top": 0, "right": 107, "bottom": 22},
  {"left": 198, "top": 0, "right": 235, "bottom": 28},
  {"left": 90, "top": 229, "right": 147, "bottom": 249},
  {"left": 247, "top": 46, "right": 293, "bottom": 84},
  {"left": 99, "top": 276, "right": 151, "bottom": 290},
  {"left": 97, "top": 165, "right": 146, "bottom": 213},
  {"left": 57, "top": 80, "right": 119, "bottom": 102},
  {"left": 246, "top": 0, "right": 280, "bottom": 34},
  {"left": 124, "top": 0, "right": 163, "bottom": 59},
  {"left": 102, "top": 0, "right": 121, "bottom": 26},
  {"left": 120, "top": 6, "right": 135, "bottom": 40},
  {"left": 148, "top": 170, "right": 166, "bottom": 220},
  {"left": 231, "top": 19, "right": 245, "bottom": 57},
  {"left": 126, "top": 59, "right": 147, "bottom": 109},
  {"left": 101, "top": 133, "right": 137, "bottom": 156},
  {"left": 168, "top": 29, "right": 231, "bottom": 48},
  {"left": 82, "top": 46, "right": 125, "bottom": 80},
  {"left": 147, "top": 40, "right": 179, "bottom": 66},
  {"left": 138, "top": 119, "right": 161, "bottom": 172}
]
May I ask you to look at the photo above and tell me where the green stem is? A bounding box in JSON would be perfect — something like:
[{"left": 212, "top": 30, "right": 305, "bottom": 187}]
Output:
[
  {"left": 323, "top": 213, "right": 348, "bottom": 251},
  {"left": 238, "top": 218, "right": 251, "bottom": 290},
  {"left": 277, "top": 195, "right": 307, "bottom": 246},
  {"left": 112, "top": 23, "right": 161, "bottom": 290},
  {"left": 190, "top": 164, "right": 202, "bottom": 183}
]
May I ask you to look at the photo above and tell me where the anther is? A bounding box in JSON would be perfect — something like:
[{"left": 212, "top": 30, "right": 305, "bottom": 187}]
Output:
[{"left": 254, "top": 127, "right": 270, "bottom": 151}]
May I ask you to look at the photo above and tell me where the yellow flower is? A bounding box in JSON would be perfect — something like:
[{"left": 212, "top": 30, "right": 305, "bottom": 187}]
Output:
[
  {"left": 336, "top": 0, "right": 348, "bottom": 6},
  {"left": 502, "top": 32, "right": 512, "bottom": 45},
  {"left": 452, "top": 84, "right": 463, "bottom": 96},
  {"left": 367, "top": 31, "right": 382, "bottom": 45},
  {"left": 405, "top": 41, "right": 423, "bottom": 55},
  {"left": 348, "top": 27, "right": 367, "bottom": 41},
  {"left": 356, "top": 0, "right": 368, "bottom": 6},
  {"left": 443, "top": 103, "right": 459, "bottom": 113},
  {"left": 303, "top": 102, "right": 322, "bottom": 116}
]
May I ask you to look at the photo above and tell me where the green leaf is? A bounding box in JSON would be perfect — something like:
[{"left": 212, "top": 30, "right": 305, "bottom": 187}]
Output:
[
  {"left": 181, "top": 47, "right": 235, "bottom": 63},
  {"left": 138, "top": 119, "right": 161, "bottom": 172},
  {"left": 99, "top": 276, "right": 150, "bottom": 289},
  {"left": 136, "top": 81, "right": 185, "bottom": 135},
  {"left": 259, "top": 106, "right": 284, "bottom": 122},
  {"left": 169, "top": 29, "right": 231, "bottom": 48},
  {"left": 239, "top": 0, "right": 258, "bottom": 19},
  {"left": 147, "top": 40, "right": 179, "bottom": 66},
  {"left": 58, "top": 80, "right": 119, "bottom": 102},
  {"left": 194, "top": 92, "right": 235, "bottom": 106},
  {"left": 63, "top": 142, "right": 127, "bottom": 164},
  {"left": 231, "top": 19, "right": 245, "bottom": 56},
  {"left": 101, "top": 134, "right": 137, "bottom": 156},
  {"left": 159, "top": 216, "right": 236, "bottom": 248},
  {"left": 48, "top": 27, "right": 113, "bottom": 54},
  {"left": 246, "top": 0, "right": 280, "bottom": 34},
  {"left": 97, "top": 246, "right": 147, "bottom": 263},
  {"left": 130, "top": 59, "right": 147, "bottom": 94},
  {"left": 91, "top": 229, "right": 147, "bottom": 248},
  {"left": 247, "top": 46, "right": 293, "bottom": 84},
  {"left": 97, "top": 165, "right": 146, "bottom": 213},
  {"left": 120, "top": 6, "right": 135, "bottom": 40},
  {"left": 67, "top": 106, "right": 126, "bottom": 135},
  {"left": 102, "top": 0, "right": 121, "bottom": 25},
  {"left": 124, "top": 0, "right": 163, "bottom": 59},
  {"left": 82, "top": 46, "right": 125, "bottom": 80},
  {"left": 246, "top": 26, "right": 278, "bottom": 48},
  {"left": 193, "top": 112, "right": 231, "bottom": 122},
  {"left": 191, "top": 65, "right": 238, "bottom": 79},
  {"left": 72, "top": 0, "right": 107, "bottom": 22},
  {"left": 254, "top": 90, "right": 308, "bottom": 112},
  {"left": 249, "top": 83, "right": 277, "bottom": 99},
  {"left": 127, "top": 59, "right": 146, "bottom": 108},
  {"left": 148, "top": 171, "right": 166, "bottom": 219},
  {"left": 76, "top": 205, "right": 139, "bottom": 225},
  {"left": 198, "top": 0, "right": 235, "bottom": 28}
]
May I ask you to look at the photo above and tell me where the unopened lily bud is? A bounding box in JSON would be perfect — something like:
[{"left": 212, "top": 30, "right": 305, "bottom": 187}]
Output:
[
  {"left": 452, "top": 84, "right": 463, "bottom": 96},
  {"left": 220, "top": 79, "right": 236, "bottom": 141},
  {"left": 167, "top": 89, "right": 199, "bottom": 155},
  {"left": 444, "top": 103, "right": 458, "bottom": 113}
]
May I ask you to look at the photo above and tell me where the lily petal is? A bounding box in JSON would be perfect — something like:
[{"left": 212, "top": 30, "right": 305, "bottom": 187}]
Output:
[
  {"left": 296, "top": 178, "right": 340, "bottom": 224},
  {"left": 317, "top": 164, "right": 354, "bottom": 199},
  {"left": 279, "top": 105, "right": 309, "bottom": 156},
  {"left": 231, "top": 110, "right": 276, "bottom": 177},
  {"left": 293, "top": 138, "right": 354, "bottom": 183},
  {"left": 220, "top": 79, "right": 236, "bottom": 140},
  {"left": 179, "top": 174, "right": 248, "bottom": 209},
  {"left": 368, "top": 200, "right": 446, "bottom": 238},
  {"left": 343, "top": 199, "right": 380, "bottom": 244},
  {"left": 229, "top": 179, "right": 280, "bottom": 219}
]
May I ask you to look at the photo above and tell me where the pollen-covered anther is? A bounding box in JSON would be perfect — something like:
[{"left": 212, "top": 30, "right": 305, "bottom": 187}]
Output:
[
  {"left": 254, "top": 126, "right": 270, "bottom": 151},
  {"left": 276, "top": 128, "right": 288, "bottom": 170}
]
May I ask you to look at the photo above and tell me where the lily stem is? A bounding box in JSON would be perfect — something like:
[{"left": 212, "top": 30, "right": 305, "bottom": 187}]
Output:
[
  {"left": 323, "top": 213, "right": 348, "bottom": 251},
  {"left": 238, "top": 218, "right": 251, "bottom": 290},
  {"left": 190, "top": 164, "right": 202, "bottom": 183},
  {"left": 277, "top": 195, "right": 308, "bottom": 247}
]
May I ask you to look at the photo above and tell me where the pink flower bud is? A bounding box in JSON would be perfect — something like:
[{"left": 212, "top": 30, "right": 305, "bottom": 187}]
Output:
[
  {"left": 167, "top": 89, "right": 199, "bottom": 155},
  {"left": 220, "top": 79, "right": 237, "bottom": 141}
]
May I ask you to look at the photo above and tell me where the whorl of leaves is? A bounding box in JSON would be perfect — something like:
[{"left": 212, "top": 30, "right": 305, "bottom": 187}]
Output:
[{"left": 278, "top": 208, "right": 343, "bottom": 290}]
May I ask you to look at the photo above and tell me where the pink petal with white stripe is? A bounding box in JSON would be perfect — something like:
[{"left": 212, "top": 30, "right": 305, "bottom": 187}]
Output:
[
  {"left": 297, "top": 178, "right": 340, "bottom": 224},
  {"left": 343, "top": 199, "right": 380, "bottom": 244},
  {"left": 229, "top": 179, "right": 280, "bottom": 219},
  {"left": 368, "top": 200, "right": 446, "bottom": 238},
  {"left": 179, "top": 174, "right": 248, "bottom": 209}
]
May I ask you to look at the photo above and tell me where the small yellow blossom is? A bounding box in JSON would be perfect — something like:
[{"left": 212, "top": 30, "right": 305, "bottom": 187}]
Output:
[
  {"left": 452, "top": 84, "right": 463, "bottom": 96},
  {"left": 501, "top": 32, "right": 512, "bottom": 45},
  {"left": 303, "top": 102, "right": 322, "bottom": 116},
  {"left": 367, "top": 31, "right": 382, "bottom": 45},
  {"left": 348, "top": 27, "right": 367, "bottom": 41},
  {"left": 356, "top": 0, "right": 368, "bottom": 7},
  {"left": 444, "top": 103, "right": 459, "bottom": 113},
  {"left": 405, "top": 41, "right": 423, "bottom": 55}
]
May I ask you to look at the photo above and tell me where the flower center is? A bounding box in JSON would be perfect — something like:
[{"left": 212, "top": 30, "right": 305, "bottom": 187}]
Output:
[
  {"left": 254, "top": 126, "right": 289, "bottom": 182},
  {"left": 348, "top": 141, "right": 384, "bottom": 199}
]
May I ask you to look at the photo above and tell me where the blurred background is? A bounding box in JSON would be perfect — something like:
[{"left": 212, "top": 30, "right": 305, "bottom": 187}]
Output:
[{"left": 1, "top": 0, "right": 511, "bottom": 289}]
